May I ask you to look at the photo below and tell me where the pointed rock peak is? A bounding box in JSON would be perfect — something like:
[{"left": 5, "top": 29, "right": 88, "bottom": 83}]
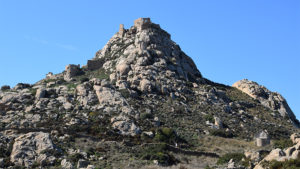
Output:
[{"left": 88, "top": 18, "right": 202, "bottom": 93}]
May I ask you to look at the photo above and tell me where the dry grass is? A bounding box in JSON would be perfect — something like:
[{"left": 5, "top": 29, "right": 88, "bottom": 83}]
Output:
[{"left": 197, "top": 136, "right": 272, "bottom": 155}]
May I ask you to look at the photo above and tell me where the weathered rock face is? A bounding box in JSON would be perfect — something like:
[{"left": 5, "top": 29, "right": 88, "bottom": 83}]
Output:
[
  {"left": 233, "top": 79, "right": 299, "bottom": 127},
  {"left": 35, "top": 87, "right": 46, "bottom": 100},
  {"left": 10, "top": 132, "right": 56, "bottom": 167},
  {"left": 94, "top": 18, "right": 202, "bottom": 94},
  {"left": 93, "top": 84, "right": 139, "bottom": 135}
]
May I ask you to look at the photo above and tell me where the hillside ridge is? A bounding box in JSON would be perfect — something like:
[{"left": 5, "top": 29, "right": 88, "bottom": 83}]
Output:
[{"left": 0, "top": 18, "right": 298, "bottom": 168}]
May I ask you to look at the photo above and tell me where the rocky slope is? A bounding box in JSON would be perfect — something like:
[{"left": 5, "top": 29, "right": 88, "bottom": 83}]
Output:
[
  {"left": 0, "top": 18, "right": 299, "bottom": 169},
  {"left": 233, "top": 79, "right": 299, "bottom": 127}
]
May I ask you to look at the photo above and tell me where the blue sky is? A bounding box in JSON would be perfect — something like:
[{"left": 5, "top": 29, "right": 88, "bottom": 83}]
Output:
[{"left": 0, "top": 1, "right": 299, "bottom": 118}]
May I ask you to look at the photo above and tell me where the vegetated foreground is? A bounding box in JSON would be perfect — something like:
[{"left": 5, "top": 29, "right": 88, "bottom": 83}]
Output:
[{"left": 0, "top": 18, "right": 299, "bottom": 169}]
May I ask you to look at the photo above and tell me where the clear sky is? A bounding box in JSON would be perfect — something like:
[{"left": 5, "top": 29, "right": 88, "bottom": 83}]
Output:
[{"left": 0, "top": 1, "right": 299, "bottom": 118}]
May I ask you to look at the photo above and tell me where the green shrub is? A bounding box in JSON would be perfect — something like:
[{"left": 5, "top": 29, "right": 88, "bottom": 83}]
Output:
[
  {"left": 95, "top": 68, "right": 109, "bottom": 80},
  {"left": 0, "top": 103, "right": 8, "bottom": 111},
  {"left": 32, "top": 161, "right": 40, "bottom": 168},
  {"left": 226, "top": 87, "right": 255, "bottom": 103},
  {"left": 89, "top": 112, "right": 100, "bottom": 117},
  {"left": 217, "top": 153, "right": 245, "bottom": 165},
  {"left": 80, "top": 77, "right": 89, "bottom": 83},
  {"left": 2, "top": 157, "right": 14, "bottom": 168},
  {"left": 29, "top": 88, "right": 37, "bottom": 96},
  {"left": 273, "top": 139, "right": 293, "bottom": 149},
  {"left": 40, "top": 149, "right": 62, "bottom": 157},
  {"left": 154, "top": 127, "right": 177, "bottom": 144},
  {"left": 68, "top": 153, "right": 84, "bottom": 163},
  {"left": 161, "top": 128, "right": 174, "bottom": 137},
  {"left": 86, "top": 147, "right": 95, "bottom": 157},
  {"left": 204, "top": 165, "right": 214, "bottom": 169},
  {"left": 210, "top": 129, "right": 234, "bottom": 138},
  {"left": 43, "top": 78, "right": 56, "bottom": 84},
  {"left": 139, "top": 143, "right": 178, "bottom": 166},
  {"left": 140, "top": 112, "right": 153, "bottom": 120},
  {"left": 67, "top": 83, "right": 77, "bottom": 90},
  {"left": 204, "top": 114, "right": 215, "bottom": 123},
  {"left": 119, "top": 89, "right": 130, "bottom": 98}
]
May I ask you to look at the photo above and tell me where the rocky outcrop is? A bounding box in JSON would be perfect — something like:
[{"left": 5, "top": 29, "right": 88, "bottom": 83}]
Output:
[
  {"left": 93, "top": 85, "right": 126, "bottom": 107},
  {"left": 76, "top": 83, "right": 98, "bottom": 107},
  {"left": 10, "top": 132, "right": 57, "bottom": 167},
  {"left": 233, "top": 79, "right": 299, "bottom": 127},
  {"left": 35, "top": 87, "right": 46, "bottom": 100},
  {"left": 111, "top": 115, "right": 141, "bottom": 136},
  {"left": 93, "top": 84, "right": 140, "bottom": 135},
  {"left": 61, "top": 159, "right": 74, "bottom": 169},
  {"left": 93, "top": 18, "right": 202, "bottom": 94}
]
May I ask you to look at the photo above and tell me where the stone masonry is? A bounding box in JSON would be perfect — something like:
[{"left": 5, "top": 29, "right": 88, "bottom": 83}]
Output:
[{"left": 134, "top": 18, "right": 151, "bottom": 31}]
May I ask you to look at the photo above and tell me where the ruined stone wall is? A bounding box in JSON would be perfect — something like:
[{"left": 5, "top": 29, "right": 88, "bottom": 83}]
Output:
[
  {"left": 87, "top": 59, "right": 105, "bottom": 71},
  {"left": 64, "top": 64, "right": 82, "bottom": 81},
  {"left": 134, "top": 18, "right": 151, "bottom": 30},
  {"left": 119, "top": 24, "right": 125, "bottom": 37}
]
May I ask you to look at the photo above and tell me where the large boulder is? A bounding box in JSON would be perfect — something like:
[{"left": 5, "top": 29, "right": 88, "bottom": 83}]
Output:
[
  {"left": 264, "top": 148, "right": 286, "bottom": 162},
  {"left": 35, "top": 88, "right": 46, "bottom": 100},
  {"left": 116, "top": 62, "right": 130, "bottom": 76},
  {"left": 0, "top": 92, "right": 20, "bottom": 104},
  {"left": 111, "top": 115, "right": 141, "bottom": 136},
  {"left": 93, "top": 85, "right": 125, "bottom": 106},
  {"left": 291, "top": 133, "right": 300, "bottom": 144},
  {"left": 139, "top": 79, "right": 152, "bottom": 92},
  {"left": 10, "top": 132, "right": 56, "bottom": 167},
  {"left": 61, "top": 159, "right": 74, "bottom": 169},
  {"left": 76, "top": 84, "right": 88, "bottom": 96}
]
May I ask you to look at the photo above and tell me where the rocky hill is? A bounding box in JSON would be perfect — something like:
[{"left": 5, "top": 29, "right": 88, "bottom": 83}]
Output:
[{"left": 0, "top": 18, "right": 299, "bottom": 169}]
